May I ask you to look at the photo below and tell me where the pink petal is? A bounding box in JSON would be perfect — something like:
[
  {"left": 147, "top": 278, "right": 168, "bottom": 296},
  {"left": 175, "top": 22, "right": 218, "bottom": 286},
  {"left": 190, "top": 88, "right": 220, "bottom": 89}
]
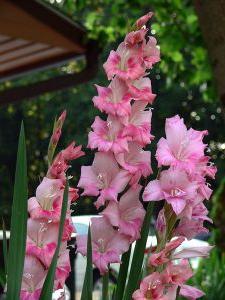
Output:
[{"left": 143, "top": 180, "right": 163, "bottom": 201}]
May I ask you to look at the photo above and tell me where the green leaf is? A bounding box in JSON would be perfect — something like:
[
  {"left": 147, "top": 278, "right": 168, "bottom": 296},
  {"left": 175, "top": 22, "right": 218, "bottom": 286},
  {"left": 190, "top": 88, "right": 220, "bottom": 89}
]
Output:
[
  {"left": 102, "top": 271, "right": 109, "bottom": 300},
  {"left": 2, "top": 218, "right": 8, "bottom": 276},
  {"left": 81, "top": 225, "right": 93, "bottom": 300},
  {"left": 40, "top": 179, "right": 69, "bottom": 300},
  {"left": 114, "top": 246, "right": 131, "bottom": 300},
  {"left": 123, "top": 202, "right": 154, "bottom": 300},
  {"left": 6, "top": 122, "right": 28, "bottom": 300}
]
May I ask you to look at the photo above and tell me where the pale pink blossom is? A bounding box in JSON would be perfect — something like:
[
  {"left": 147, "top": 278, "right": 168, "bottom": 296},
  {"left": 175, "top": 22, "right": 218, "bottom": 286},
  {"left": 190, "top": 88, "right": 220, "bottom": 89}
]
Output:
[
  {"left": 135, "top": 12, "right": 154, "bottom": 28},
  {"left": 194, "top": 156, "right": 217, "bottom": 179},
  {"left": 55, "top": 250, "right": 71, "bottom": 289},
  {"left": 35, "top": 177, "right": 63, "bottom": 211},
  {"left": 174, "top": 218, "right": 208, "bottom": 240},
  {"left": 76, "top": 217, "right": 130, "bottom": 274},
  {"left": 129, "top": 77, "right": 156, "bottom": 103},
  {"left": 26, "top": 219, "right": 59, "bottom": 267},
  {"left": 61, "top": 142, "right": 84, "bottom": 161},
  {"left": 156, "top": 115, "right": 207, "bottom": 172},
  {"left": 93, "top": 77, "right": 132, "bottom": 117},
  {"left": 88, "top": 116, "right": 129, "bottom": 154},
  {"left": 181, "top": 200, "right": 212, "bottom": 223},
  {"left": 125, "top": 28, "right": 147, "bottom": 46},
  {"left": 47, "top": 142, "right": 84, "bottom": 179},
  {"left": 78, "top": 152, "right": 130, "bottom": 208},
  {"left": 103, "top": 42, "right": 145, "bottom": 81},
  {"left": 191, "top": 202, "right": 212, "bottom": 223},
  {"left": 47, "top": 152, "right": 68, "bottom": 179},
  {"left": 173, "top": 245, "right": 213, "bottom": 260},
  {"left": 162, "top": 260, "right": 193, "bottom": 286},
  {"left": 180, "top": 285, "right": 205, "bottom": 300},
  {"left": 143, "top": 168, "right": 198, "bottom": 215},
  {"left": 122, "top": 101, "right": 154, "bottom": 146},
  {"left": 102, "top": 185, "right": 145, "bottom": 241},
  {"left": 28, "top": 196, "right": 62, "bottom": 222},
  {"left": 21, "top": 255, "right": 46, "bottom": 300},
  {"left": 132, "top": 272, "right": 165, "bottom": 300},
  {"left": 115, "top": 142, "right": 152, "bottom": 186},
  {"left": 149, "top": 237, "right": 185, "bottom": 267},
  {"left": 142, "top": 36, "right": 160, "bottom": 68}
]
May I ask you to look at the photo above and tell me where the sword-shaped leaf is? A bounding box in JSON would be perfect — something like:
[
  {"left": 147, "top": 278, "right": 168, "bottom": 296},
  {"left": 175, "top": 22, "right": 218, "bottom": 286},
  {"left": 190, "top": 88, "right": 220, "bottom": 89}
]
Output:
[{"left": 6, "top": 123, "right": 28, "bottom": 300}]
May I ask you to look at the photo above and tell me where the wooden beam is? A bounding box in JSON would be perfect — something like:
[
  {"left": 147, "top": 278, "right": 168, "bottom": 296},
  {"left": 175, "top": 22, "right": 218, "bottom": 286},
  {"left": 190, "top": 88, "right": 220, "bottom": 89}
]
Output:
[
  {"left": 0, "top": 0, "right": 86, "bottom": 53},
  {"left": 0, "top": 52, "right": 80, "bottom": 82},
  {"left": 0, "top": 41, "right": 100, "bottom": 105}
]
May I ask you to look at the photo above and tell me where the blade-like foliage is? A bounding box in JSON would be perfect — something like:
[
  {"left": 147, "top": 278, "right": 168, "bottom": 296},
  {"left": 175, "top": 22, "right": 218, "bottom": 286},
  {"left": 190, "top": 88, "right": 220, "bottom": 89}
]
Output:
[
  {"left": 123, "top": 202, "right": 154, "bottom": 300},
  {"left": 6, "top": 123, "right": 28, "bottom": 300},
  {"left": 114, "top": 246, "right": 131, "bottom": 300},
  {"left": 102, "top": 271, "right": 109, "bottom": 300},
  {"left": 80, "top": 225, "right": 93, "bottom": 300},
  {"left": 40, "top": 180, "right": 69, "bottom": 300},
  {"left": 2, "top": 219, "right": 8, "bottom": 276}
]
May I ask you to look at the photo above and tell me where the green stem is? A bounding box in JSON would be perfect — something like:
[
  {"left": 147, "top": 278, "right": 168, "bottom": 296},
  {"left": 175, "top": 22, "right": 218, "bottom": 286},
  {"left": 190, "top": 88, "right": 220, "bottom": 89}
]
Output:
[
  {"left": 102, "top": 272, "right": 109, "bottom": 300},
  {"left": 114, "top": 246, "right": 131, "bottom": 300},
  {"left": 123, "top": 202, "right": 154, "bottom": 300}
]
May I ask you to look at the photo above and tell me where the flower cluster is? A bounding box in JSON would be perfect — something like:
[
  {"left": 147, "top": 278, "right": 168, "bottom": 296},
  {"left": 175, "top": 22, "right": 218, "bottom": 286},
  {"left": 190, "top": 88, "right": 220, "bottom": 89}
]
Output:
[
  {"left": 20, "top": 112, "right": 84, "bottom": 300},
  {"left": 134, "top": 115, "right": 216, "bottom": 299},
  {"left": 77, "top": 12, "right": 160, "bottom": 274}
]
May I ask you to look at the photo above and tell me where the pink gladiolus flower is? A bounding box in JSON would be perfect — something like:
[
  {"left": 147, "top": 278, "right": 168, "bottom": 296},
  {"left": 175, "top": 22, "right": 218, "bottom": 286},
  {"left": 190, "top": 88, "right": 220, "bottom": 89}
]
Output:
[
  {"left": 47, "top": 142, "right": 84, "bottom": 179},
  {"left": 180, "top": 285, "right": 205, "bottom": 300},
  {"left": 122, "top": 101, "right": 154, "bottom": 146},
  {"left": 162, "top": 260, "right": 193, "bottom": 286},
  {"left": 78, "top": 152, "right": 130, "bottom": 208},
  {"left": 47, "top": 152, "right": 68, "bottom": 179},
  {"left": 156, "top": 115, "right": 207, "bottom": 172},
  {"left": 88, "top": 116, "right": 129, "bottom": 154},
  {"left": 142, "top": 36, "right": 160, "bottom": 68},
  {"left": 26, "top": 219, "right": 59, "bottom": 267},
  {"left": 102, "top": 185, "right": 145, "bottom": 241},
  {"left": 28, "top": 197, "right": 62, "bottom": 222},
  {"left": 61, "top": 141, "right": 84, "bottom": 161},
  {"left": 172, "top": 245, "right": 213, "bottom": 260},
  {"left": 125, "top": 28, "right": 147, "bottom": 46},
  {"left": 93, "top": 77, "right": 132, "bottom": 117},
  {"left": 149, "top": 237, "right": 185, "bottom": 267},
  {"left": 143, "top": 168, "right": 198, "bottom": 215},
  {"left": 132, "top": 272, "right": 165, "bottom": 300},
  {"left": 191, "top": 202, "right": 212, "bottom": 223},
  {"left": 35, "top": 177, "right": 63, "bottom": 210},
  {"left": 103, "top": 42, "right": 145, "bottom": 81},
  {"left": 135, "top": 11, "right": 153, "bottom": 28},
  {"left": 55, "top": 250, "right": 71, "bottom": 289},
  {"left": 129, "top": 77, "right": 156, "bottom": 103},
  {"left": 21, "top": 255, "right": 46, "bottom": 300},
  {"left": 76, "top": 217, "right": 130, "bottom": 274},
  {"left": 174, "top": 218, "right": 208, "bottom": 240},
  {"left": 115, "top": 142, "right": 152, "bottom": 186},
  {"left": 194, "top": 156, "right": 217, "bottom": 179}
]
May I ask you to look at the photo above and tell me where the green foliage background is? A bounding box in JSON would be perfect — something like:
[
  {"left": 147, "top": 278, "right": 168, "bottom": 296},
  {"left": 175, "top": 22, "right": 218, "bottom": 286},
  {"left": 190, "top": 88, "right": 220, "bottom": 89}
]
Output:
[{"left": 0, "top": 0, "right": 224, "bottom": 224}]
